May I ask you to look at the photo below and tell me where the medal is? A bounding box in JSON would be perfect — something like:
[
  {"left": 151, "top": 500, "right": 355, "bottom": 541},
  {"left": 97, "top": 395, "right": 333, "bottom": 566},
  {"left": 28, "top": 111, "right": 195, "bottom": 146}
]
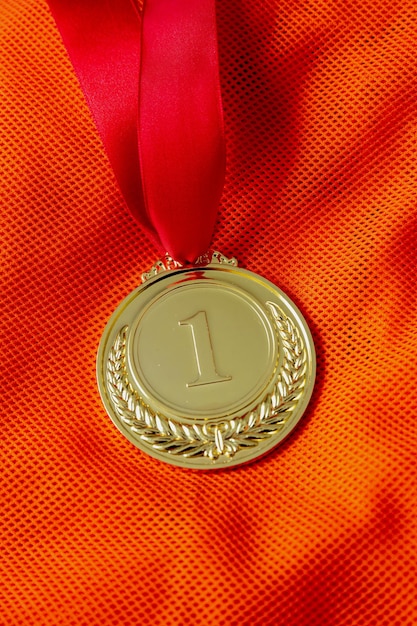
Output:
[
  {"left": 48, "top": 0, "right": 316, "bottom": 468},
  {"left": 97, "top": 253, "right": 315, "bottom": 468}
]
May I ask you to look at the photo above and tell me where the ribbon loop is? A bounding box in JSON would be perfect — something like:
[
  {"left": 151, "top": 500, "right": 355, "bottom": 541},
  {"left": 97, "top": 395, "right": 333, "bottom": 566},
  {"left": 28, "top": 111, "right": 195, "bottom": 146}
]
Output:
[{"left": 47, "top": 0, "right": 225, "bottom": 262}]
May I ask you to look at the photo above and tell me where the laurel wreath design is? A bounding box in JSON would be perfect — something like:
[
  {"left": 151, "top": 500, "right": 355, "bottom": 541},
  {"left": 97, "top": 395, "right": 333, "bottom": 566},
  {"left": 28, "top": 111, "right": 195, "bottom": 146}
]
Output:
[{"left": 105, "top": 303, "right": 307, "bottom": 461}]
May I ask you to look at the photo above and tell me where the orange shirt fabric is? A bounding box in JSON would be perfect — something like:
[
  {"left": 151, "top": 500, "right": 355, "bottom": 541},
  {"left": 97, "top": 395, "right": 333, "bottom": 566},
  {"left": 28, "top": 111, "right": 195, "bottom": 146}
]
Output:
[{"left": 1, "top": 1, "right": 416, "bottom": 624}]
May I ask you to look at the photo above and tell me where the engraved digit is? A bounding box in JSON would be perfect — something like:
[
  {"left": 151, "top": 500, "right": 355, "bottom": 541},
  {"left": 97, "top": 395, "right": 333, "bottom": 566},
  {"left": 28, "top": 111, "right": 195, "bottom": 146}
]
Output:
[{"left": 179, "top": 311, "right": 232, "bottom": 387}]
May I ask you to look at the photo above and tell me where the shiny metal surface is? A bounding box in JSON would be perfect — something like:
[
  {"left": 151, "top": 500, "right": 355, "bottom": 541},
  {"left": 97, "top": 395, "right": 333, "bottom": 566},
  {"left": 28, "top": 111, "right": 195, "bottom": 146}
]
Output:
[{"left": 97, "top": 262, "right": 316, "bottom": 469}]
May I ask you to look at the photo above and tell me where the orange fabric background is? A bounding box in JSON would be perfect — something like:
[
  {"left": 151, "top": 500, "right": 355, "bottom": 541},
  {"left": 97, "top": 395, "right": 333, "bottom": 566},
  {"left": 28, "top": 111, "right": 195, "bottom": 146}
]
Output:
[{"left": 1, "top": 0, "right": 416, "bottom": 624}]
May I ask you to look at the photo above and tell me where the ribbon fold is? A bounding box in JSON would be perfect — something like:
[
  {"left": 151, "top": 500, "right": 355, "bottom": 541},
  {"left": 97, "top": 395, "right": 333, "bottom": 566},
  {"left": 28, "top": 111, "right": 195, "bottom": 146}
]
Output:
[{"left": 47, "top": 0, "right": 225, "bottom": 263}]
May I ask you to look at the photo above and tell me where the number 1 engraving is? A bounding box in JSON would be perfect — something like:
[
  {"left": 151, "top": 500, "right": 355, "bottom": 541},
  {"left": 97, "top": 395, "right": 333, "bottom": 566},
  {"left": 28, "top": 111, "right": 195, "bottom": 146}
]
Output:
[{"left": 179, "top": 311, "right": 232, "bottom": 388}]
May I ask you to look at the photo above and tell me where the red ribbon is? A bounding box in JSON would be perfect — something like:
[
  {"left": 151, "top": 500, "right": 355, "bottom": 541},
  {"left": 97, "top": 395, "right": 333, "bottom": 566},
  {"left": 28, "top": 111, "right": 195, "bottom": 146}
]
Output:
[{"left": 47, "top": 0, "right": 225, "bottom": 263}]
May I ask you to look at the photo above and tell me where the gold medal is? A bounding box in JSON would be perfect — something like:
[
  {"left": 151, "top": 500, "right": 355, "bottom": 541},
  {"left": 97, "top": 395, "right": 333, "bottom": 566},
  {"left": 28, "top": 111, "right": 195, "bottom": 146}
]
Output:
[
  {"left": 48, "top": 4, "right": 317, "bottom": 468},
  {"left": 97, "top": 253, "right": 315, "bottom": 469}
]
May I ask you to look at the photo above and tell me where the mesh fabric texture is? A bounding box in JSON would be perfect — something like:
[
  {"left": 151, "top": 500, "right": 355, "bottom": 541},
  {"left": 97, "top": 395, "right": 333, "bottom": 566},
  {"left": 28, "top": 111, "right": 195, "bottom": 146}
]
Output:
[{"left": 1, "top": 0, "right": 416, "bottom": 624}]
